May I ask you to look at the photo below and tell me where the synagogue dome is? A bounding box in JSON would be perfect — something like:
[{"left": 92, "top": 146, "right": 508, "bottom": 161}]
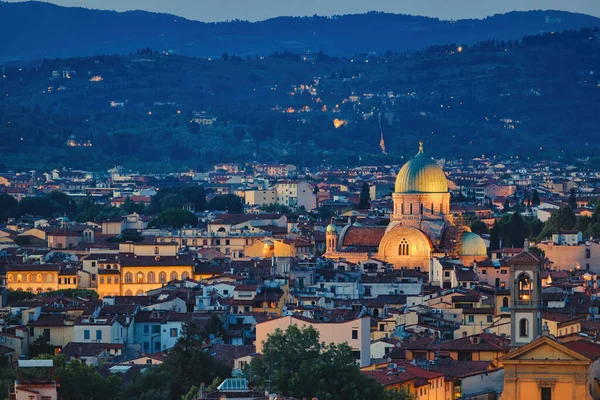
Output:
[
  {"left": 459, "top": 231, "right": 487, "bottom": 257},
  {"left": 395, "top": 141, "right": 448, "bottom": 194}
]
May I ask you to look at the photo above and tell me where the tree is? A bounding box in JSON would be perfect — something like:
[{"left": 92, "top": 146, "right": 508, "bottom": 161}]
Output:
[
  {"left": 29, "top": 336, "right": 56, "bottom": 358},
  {"left": 122, "top": 321, "right": 230, "bottom": 400},
  {"left": 0, "top": 194, "right": 18, "bottom": 222},
  {"left": 503, "top": 198, "right": 510, "bottom": 212},
  {"left": 489, "top": 223, "right": 500, "bottom": 251},
  {"left": 531, "top": 189, "right": 541, "bottom": 207},
  {"left": 568, "top": 188, "right": 577, "bottom": 209},
  {"left": 538, "top": 206, "right": 577, "bottom": 239},
  {"left": 248, "top": 325, "right": 386, "bottom": 400},
  {"left": 470, "top": 219, "right": 489, "bottom": 235},
  {"left": 149, "top": 209, "right": 198, "bottom": 229},
  {"left": 208, "top": 194, "right": 243, "bottom": 213},
  {"left": 358, "top": 183, "right": 370, "bottom": 210},
  {"left": 506, "top": 212, "right": 526, "bottom": 248},
  {"left": 232, "top": 126, "right": 246, "bottom": 141},
  {"left": 33, "top": 355, "right": 121, "bottom": 400},
  {"left": 188, "top": 121, "right": 200, "bottom": 134},
  {"left": 120, "top": 197, "right": 146, "bottom": 214}
]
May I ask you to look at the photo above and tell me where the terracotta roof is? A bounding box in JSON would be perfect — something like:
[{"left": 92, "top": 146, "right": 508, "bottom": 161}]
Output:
[
  {"left": 506, "top": 251, "right": 543, "bottom": 265},
  {"left": 341, "top": 226, "right": 386, "bottom": 248},
  {"left": 563, "top": 340, "right": 600, "bottom": 360},
  {"left": 438, "top": 333, "right": 510, "bottom": 352},
  {"left": 120, "top": 254, "right": 194, "bottom": 267},
  {"left": 7, "top": 264, "right": 60, "bottom": 272}
]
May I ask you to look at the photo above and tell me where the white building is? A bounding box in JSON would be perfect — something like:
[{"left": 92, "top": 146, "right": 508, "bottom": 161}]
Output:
[
  {"left": 255, "top": 315, "right": 371, "bottom": 367},
  {"left": 275, "top": 181, "right": 316, "bottom": 211}
]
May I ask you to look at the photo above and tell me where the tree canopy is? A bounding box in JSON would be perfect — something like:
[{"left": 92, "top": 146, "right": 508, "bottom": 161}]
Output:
[
  {"left": 148, "top": 209, "right": 198, "bottom": 229},
  {"left": 247, "top": 325, "right": 393, "bottom": 400},
  {"left": 208, "top": 194, "right": 244, "bottom": 213}
]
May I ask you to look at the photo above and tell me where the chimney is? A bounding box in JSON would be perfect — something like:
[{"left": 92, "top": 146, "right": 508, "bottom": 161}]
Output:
[{"left": 524, "top": 238, "right": 530, "bottom": 252}]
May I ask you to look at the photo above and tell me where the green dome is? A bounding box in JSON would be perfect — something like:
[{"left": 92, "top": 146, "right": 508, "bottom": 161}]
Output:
[
  {"left": 326, "top": 222, "right": 337, "bottom": 233},
  {"left": 459, "top": 231, "right": 487, "bottom": 257},
  {"left": 395, "top": 142, "right": 448, "bottom": 194}
]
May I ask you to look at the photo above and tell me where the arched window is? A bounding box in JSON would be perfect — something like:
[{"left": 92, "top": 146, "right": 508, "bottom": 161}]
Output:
[
  {"left": 170, "top": 272, "right": 178, "bottom": 281},
  {"left": 47, "top": 274, "right": 53, "bottom": 283},
  {"left": 36, "top": 288, "right": 43, "bottom": 294},
  {"left": 125, "top": 272, "right": 133, "bottom": 283},
  {"left": 373, "top": 308, "right": 379, "bottom": 317},
  {"left": 26, "top": 274, "right": 32, "bottom": 283},
  {"left": 26, "top": 287, "right": 33, "bottom": 293},
  {"left": 519, "top": 318, "right": 529, "bottom": 337},
  {"left": 159, "top": 272, "right": 167, "bottom": 283},
  {"left": 16, "top": 274, "right": 23, "bottom": 283},
  {"left": 399, "top": 238, "right": 410, "bottom": 256},
  {"left": 7, "top": 274, "right": 13, "bottom": 283},
  {"left": 125, "top": 290, "right": 133, "bottom": 296},
  {"left": 181, "top": 271, "right": 190, "bottom": 280},
  {"left": 154, "top": 247, "right": 159, "bottom": 255},
  {"left": 36, "top": 274, "right": 42, "bottom": 283},
  {"left": 136, "top": 289, "right": 144, "bottom": 296},
  {"left": 502, "top": 297, "right": 509, "bottom": 308},
  {"left": 517, "top": 273, "right": 532, "bottom": 304},
  {"left": 147, "top": 272, "right": 155, "bottom": 283},
  {"left": 137, "top": 272, "right": 144, "bottom": 284}
]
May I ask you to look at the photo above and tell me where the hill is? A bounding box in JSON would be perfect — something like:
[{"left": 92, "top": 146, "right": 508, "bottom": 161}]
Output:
[
  {"left": 1, "top": 2, "right": 600, "bottom": 61},
  {"left": 1, "top": 28, "right": 600, "bottom": 171}
]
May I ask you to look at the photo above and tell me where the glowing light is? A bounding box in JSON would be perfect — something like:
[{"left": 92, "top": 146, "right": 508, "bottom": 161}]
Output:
[
  {"left": 457, "top": 46, "right": 463, "bottom": 53},
  {"left": 333, "top": 119, "right": 347, "bottom": 129}
]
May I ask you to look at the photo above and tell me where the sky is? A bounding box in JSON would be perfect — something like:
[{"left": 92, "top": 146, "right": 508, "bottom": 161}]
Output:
[{"left": 6, "top": 0, "right": 600, "bottom": 22}]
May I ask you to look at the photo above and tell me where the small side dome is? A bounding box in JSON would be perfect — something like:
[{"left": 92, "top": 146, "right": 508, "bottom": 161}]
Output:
[
  {"left": 459, "top": 231, "right": 487, "bottom": 257},
  {"left": 326, "top": 222, "right": 337, "bottom": 233}
]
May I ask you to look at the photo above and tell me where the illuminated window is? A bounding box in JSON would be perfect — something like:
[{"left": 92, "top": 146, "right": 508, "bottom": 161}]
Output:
[
  {"left": 7, "top": 274, "right": 13, "bottom": 283},
  {"left": 399, "top": 238, "right": 410, "bottom": 256},
  {"left": 518, "top": 273, "right": 532, "bottom": 303},
  {"left": 137, "top": 272, "right": 144, "bottom": 283},
  {"left": 147, "top": 272, "right": 155, "bottom": 283},
  {"left": 36, "top": 274, "right": 42, "bottom": 283},
  {"left": 17, "top": 274, "right": 22, "bottom": 283}
]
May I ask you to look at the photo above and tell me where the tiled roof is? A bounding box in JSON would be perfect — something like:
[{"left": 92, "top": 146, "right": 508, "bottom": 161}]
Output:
[
  {"left": 341, "top": 226, "right": 386, "bottom": 248},
  {"left": 563, "top": 340, "right": 600, "bottom": 360},
  {"left": 119, "top": 254, "right": 194, "bottom": 267},
  {"left": 437, "top": 333, "right": 510, "bottom": 352},
  {"left": 506, "top": 251, "right": 543, "bottom": 265}
]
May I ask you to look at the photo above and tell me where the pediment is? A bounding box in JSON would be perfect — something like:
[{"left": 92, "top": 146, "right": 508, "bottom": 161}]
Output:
[{"left": 502, "top": 336, "right": 590, "bottom": 362}]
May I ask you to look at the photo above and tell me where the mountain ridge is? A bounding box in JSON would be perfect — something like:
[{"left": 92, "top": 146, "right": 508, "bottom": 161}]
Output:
[{"left": 1, "top": 1, "right": 600, "bottom": 61}]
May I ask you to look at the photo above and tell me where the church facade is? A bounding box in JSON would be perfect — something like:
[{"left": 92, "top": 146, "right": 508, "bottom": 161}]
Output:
[{"left": 324, "top": 142, "right": 487, "bottom": 271}]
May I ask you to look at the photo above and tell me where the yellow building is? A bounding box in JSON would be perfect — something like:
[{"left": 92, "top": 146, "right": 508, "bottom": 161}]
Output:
[
  {"left": 7, "top": 265, "right": 61, "bottom": 294},
  {"left": 119, "top": 253, "right": 193, "bottom": 296},
  {"left": 499, "top": 335, "right": 593, "bottom": 400},
  {"left": 97, "top": 269, "right": 121, "bottom": 298}
]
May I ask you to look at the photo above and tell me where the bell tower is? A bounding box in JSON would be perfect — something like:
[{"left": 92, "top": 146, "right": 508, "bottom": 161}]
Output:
[
  {"left": 326, "top": 220, "right": 338, "bottom": 253},
  {"left": 508, "top": 239, "right": 543, "bottom": 348}
]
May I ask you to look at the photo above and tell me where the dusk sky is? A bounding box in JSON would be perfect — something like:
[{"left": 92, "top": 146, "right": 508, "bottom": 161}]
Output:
[{"left": 7, "top": 0, "right": 600, "bottom": 21}]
